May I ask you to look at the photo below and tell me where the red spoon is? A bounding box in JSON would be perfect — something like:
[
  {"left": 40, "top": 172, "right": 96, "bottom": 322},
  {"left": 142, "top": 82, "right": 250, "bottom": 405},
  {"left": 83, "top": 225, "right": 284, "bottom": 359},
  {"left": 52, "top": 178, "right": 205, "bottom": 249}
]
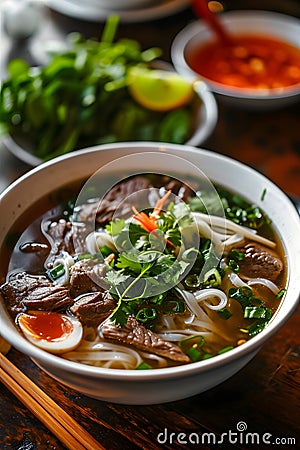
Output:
[{"left": 192, "top": 0, "right": 233, "bottom": 46}]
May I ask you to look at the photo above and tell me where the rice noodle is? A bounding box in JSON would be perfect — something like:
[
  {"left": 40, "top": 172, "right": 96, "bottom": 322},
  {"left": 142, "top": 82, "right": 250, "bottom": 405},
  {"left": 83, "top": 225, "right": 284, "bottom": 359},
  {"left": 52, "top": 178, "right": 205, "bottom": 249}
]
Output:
[
  {"left": 159, "top": 330, "right": 212, "bottom": 341},
  {"left": 191, "top": 212, "right": 276, "bottom": 248},
  {"left": 85, "top": 231, "right": 116, "bottom": 255},
  {"left": 194, "top": 288, "right": 228, "bottom": 310},
  {"left": 63, "top": 338, "right": 142, "bottom": 369},
  {"left": 139, "top": 351, "right": 168, "bottom": 368},
  {"left": 52, "top": 252, "right": 75, "bottom": 285},
  {"left": 229, "top": 272, "right": 248, "bottom": 288},
  {"left": 247, "top": 278, "right": 280, "bottom": 294},
  {"left": 177, "top": 288, "right": 231, "bottom": 341},
  {"left": 228, "top": 271, "right": 280, "bottom": 294}
]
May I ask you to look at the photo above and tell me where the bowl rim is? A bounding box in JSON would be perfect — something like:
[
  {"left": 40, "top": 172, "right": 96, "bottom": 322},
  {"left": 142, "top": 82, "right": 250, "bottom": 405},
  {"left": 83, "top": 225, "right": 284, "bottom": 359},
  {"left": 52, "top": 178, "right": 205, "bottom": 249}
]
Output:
[
  {"left": 0, "top": 142, "right": 299, "bottom": 380},
  {"left": 171, "top": 9, "right": 300, "bottom": 100}
]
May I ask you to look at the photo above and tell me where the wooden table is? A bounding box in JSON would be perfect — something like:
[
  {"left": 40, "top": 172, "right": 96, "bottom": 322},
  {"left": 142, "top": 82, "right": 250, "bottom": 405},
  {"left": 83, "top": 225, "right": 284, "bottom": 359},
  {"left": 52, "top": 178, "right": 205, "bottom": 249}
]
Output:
[{"left": 1, "top": 2, "right": 300, "bottom": 449}]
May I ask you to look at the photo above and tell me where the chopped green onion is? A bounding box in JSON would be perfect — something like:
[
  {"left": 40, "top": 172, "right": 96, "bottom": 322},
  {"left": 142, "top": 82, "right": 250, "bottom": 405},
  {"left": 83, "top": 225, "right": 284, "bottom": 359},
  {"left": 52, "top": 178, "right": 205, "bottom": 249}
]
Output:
[
  {"left": 162, "top": 300, "right": 185, "bottom": 314},
  {"left": 185, "top": 274, "right": 200, "bottom": 288},
  {"left": 229, "top": 286, "right": 255, "bottom": 309},
  {"left": 100, "top": 245, "right": 115, "bottom": 258},
  {"left": 276, "top": 289, "right": 286, "bottom": 299},
  {"left": 217, "top": 307, "right": 232, "bottom": 320},
  {"left": 261, "top": 188, "right": 267, "bottom": 201},
  {"left": 247, "top": 318, "right": 271, "bottom": 337},
  {"left": 228, "top": 259, "right": 240, "bottom": 273},
  {"left": 187, "top": 347, "right": 202, "bottom": 362},
  {"left": 218, "top": 346, "right": 234, "bottom": 354},
  {"left": 76, "top": 252, "right": 93, "bottom": 261},
  {"left": 229, "top": 250, "right": 245, "bottom": 261},
  {"left": 136, "top": 362, "right": 152, "bottom": 370},
  {"left": 244, "top": 306, "right": 269, "bottom": 319},
  {"left": 48, "top": 263, "right": 65, "bottom": 280},
  {"left": 180, "top": 335, "right": 205, "bottom": 354},
  {"left": 204, "top": 268, "right": 221, "bottom": 287},
  {"left": 136, "top": 307, "right": 158, "bottom": 323}
]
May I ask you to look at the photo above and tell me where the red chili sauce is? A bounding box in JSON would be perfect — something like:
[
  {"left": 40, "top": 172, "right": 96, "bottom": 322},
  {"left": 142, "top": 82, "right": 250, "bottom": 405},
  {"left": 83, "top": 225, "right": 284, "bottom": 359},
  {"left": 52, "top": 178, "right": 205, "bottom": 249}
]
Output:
[{"left": 187, "top": 35, "right": 300, "bottom": 91}]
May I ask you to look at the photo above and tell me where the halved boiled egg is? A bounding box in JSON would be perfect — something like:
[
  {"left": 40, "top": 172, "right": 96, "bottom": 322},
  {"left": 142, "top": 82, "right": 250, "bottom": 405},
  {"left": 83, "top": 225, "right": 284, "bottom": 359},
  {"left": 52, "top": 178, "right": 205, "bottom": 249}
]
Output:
[{"left": 17, "top": 311, "right": 83, "bottom": 354}]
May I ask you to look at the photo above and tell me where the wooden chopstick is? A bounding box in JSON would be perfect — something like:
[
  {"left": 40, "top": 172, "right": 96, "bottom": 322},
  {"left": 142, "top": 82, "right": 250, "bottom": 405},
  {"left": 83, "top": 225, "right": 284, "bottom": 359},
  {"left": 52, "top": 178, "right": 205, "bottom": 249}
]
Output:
[{"left": 0, "top": 353, "right": 106, "bottom": 450}]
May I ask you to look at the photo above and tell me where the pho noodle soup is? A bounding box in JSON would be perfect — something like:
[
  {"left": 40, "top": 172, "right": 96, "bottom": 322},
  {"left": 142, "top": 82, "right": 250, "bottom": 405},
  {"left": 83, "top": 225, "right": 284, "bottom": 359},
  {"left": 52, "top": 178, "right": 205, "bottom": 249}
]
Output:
[{"left": 0, "top": 173, "right": 287, "bottom": 369}]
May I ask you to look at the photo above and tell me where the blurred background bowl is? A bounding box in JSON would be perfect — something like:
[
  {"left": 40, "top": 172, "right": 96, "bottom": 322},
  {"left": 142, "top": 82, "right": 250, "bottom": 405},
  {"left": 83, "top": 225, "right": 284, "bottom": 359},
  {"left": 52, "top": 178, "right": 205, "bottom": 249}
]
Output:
[
  {"left": 2, "top": 74, "right": 218, "bottom": 166},
  {"left": 90, "top": 0, "right": 158, "bottom": 10},
  {"left": 171, "top": 10, "right": 300, "bottom": 109}
]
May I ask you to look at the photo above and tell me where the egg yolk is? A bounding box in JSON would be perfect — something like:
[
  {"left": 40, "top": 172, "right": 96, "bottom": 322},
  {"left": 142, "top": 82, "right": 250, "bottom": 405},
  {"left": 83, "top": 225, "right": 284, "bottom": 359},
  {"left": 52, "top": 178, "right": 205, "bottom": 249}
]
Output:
[{"left": 19, "top": 311, "right": 74, "bottom": 342}]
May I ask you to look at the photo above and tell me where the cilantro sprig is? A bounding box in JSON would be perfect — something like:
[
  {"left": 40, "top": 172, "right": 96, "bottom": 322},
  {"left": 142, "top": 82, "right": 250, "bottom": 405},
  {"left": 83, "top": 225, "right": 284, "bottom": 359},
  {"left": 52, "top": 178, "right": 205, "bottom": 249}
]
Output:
[{"left": 106, "top": 249, "right": 191, "bottom": 326}]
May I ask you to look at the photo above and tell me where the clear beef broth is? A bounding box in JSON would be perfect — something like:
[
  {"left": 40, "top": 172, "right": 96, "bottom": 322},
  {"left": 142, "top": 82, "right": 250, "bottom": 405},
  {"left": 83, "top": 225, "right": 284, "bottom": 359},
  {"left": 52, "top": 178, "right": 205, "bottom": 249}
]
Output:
[{"left": 0, "top": 174, "right": 287, "bottom": 369}]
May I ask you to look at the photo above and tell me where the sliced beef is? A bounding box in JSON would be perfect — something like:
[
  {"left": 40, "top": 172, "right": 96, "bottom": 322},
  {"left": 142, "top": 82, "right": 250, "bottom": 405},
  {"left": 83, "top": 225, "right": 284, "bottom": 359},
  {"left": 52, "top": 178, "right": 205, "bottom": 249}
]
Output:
[
  {"left": 74, "top": 201, "right": 99, "bottom": 225},
  {"left": 100, "top": 315, "right": 190, "bottom": 363},
  {"left": 69, "top": 258, "right": 108, "bottom": 296},
  {"left": 75, "top": 176, "right": 154, "bottom": 227},
  {"left": 164, "top": 179, "right": 198, "bottom": 202},
  {"left": 44, "top": 219, "right": 89, "bottom": 265},
  {"left": 0, "top": 272, "right": 73, "bottom": 318},
  {"left": 70, "top": 291, "right": 116, "bottom": 327},
  {"left": 235, "top": 242, "right": 283, "bottom": 281},
  {"left": 74, "top": 175, "right": 198, "bottom": 228}
]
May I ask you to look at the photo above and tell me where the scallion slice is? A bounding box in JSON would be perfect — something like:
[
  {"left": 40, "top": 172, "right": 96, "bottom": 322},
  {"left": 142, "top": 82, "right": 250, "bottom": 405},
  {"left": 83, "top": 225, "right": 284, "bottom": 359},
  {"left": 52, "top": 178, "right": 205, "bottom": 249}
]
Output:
[{"left": 48, "top": 264, "right": 65, "bottom": 280}]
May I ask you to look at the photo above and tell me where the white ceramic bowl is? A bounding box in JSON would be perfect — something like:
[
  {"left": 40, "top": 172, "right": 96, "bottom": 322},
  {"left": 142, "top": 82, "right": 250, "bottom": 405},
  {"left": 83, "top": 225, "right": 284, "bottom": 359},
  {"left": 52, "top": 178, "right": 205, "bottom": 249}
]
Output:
[
  {"left": 0, "top": 142, "right": 299, "bottom": 404},
  {"left": 171, "top": 10, "right": 300, "bottom": 109}
]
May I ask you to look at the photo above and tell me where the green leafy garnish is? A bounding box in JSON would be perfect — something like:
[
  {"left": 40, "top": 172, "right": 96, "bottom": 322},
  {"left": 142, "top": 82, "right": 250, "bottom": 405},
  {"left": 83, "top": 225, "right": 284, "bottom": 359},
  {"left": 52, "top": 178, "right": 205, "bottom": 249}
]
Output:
[
  {"left": 136, "top": 362, "right": 152, "bottom": 370},
  {"left": 0, "top": 17, "right": 198, "bottom": 161},
  {"left": 229, "top": 286, "right": 273, "bottom": 337}
]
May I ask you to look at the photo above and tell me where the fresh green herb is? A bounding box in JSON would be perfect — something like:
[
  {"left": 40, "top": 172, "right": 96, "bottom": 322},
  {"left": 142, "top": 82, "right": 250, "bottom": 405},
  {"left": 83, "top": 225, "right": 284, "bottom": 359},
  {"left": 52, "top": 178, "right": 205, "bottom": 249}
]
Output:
[
  {"left": 186, "top": 346, "right": 203, "bottom": 362},
  {"left": 179, "top": 335, "right": 235, "bottom": 361},
  {"left": 0, "top": 17, "right": 198, "bottom": 161},
  {"left": 106, "top": 218, "right": 126, "bottom": 237},
  {"left": 107, "top": 249, "right": 190, "bottom": 326},
  {"left": 261, "top": 188, "right": 267, "bottom": 201},
  {"left": 162, "top": 300, "right": 185, "bottom": 314}
]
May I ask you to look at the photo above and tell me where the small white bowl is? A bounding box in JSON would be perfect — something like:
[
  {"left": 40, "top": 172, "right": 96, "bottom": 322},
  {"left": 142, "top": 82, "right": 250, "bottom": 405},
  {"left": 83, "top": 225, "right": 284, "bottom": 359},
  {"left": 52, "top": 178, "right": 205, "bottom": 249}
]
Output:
[
  {"left": 2, "top": 75, "right": 218, "bottom": 166},
  {"left": 0, "top": 142, "right": 299, "bottom": 404},
  {"left": 171, "top": 10, "right": 300, "bottom": 109}
]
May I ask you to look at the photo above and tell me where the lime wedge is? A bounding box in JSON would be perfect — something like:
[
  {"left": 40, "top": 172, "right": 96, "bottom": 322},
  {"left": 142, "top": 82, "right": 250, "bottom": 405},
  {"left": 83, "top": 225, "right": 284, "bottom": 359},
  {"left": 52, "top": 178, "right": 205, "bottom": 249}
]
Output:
[{"left": 127, "top": 67, "right": 194, "bottom": 111}]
